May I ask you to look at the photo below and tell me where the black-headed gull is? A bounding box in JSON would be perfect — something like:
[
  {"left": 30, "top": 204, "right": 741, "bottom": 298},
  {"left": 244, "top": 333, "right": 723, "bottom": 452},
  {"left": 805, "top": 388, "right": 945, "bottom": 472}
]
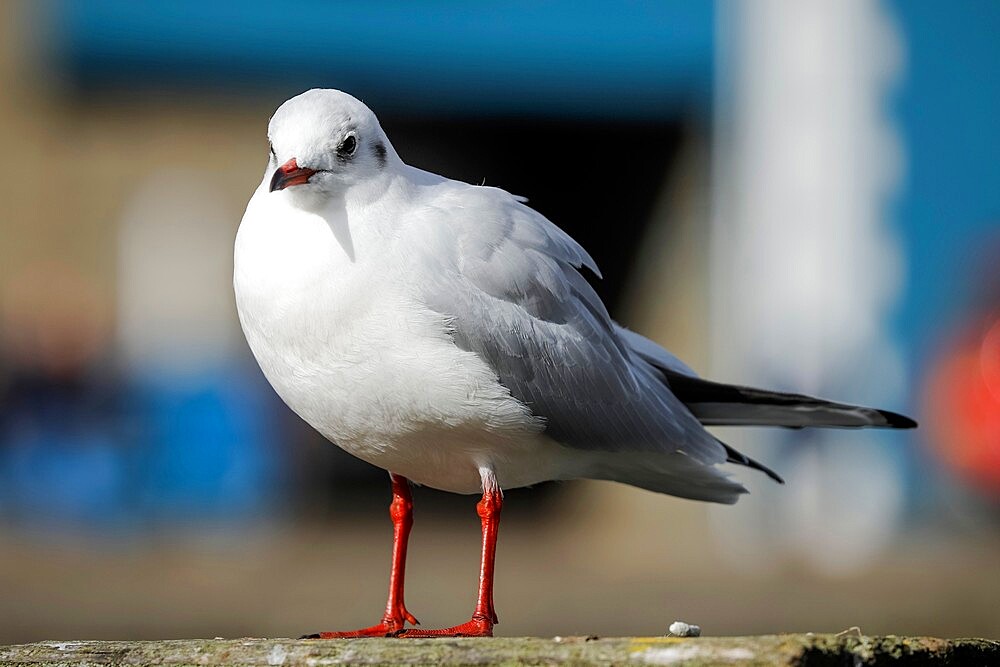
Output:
[{"left": 233, "top": 89, "right": 916, "bottom": 638}]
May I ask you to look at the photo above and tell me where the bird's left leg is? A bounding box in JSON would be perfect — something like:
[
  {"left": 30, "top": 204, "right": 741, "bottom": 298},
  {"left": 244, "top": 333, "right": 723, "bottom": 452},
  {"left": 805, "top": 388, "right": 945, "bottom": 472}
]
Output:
[
  {"left": 398, "top": 467, "right": 502, "bottom": 638},
  {"left": 303, "top": 473, "right": 419, "bottom": 638}
]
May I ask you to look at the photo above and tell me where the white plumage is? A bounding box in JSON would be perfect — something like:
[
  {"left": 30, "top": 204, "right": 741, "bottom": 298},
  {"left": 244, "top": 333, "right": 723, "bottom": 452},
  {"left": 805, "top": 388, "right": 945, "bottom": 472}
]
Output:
[{"left": 234, "top": 89, "right": 913, "bottom": 504}]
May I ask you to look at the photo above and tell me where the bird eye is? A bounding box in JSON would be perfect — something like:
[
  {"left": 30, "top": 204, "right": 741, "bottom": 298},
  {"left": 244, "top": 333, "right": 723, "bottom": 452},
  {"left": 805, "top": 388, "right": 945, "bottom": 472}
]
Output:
[
  {"left": 338, "top": 135, "right": 357, "bottom": 157},
  {"left": 269, "top": 143, "right": 276, "bottom": 159}
]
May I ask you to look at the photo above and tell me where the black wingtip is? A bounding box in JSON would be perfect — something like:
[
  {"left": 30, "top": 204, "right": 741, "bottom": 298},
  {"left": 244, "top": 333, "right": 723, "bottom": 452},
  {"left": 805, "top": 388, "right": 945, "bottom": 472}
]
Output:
[
  {"left": 721, "top": 440, "right": 785, "bottom": 484},
  {"left": 759, "top": 463, "right": 785, "bottom": 485},
  {"left": 879, "top": 409, "right": 918, "bottom": 429}
]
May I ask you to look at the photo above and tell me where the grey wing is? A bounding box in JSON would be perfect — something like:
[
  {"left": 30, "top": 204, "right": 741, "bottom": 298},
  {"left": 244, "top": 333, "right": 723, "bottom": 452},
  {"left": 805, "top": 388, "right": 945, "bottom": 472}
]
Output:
[
  {"left": 614, "top": 325, "right": 700, "bottom": 377},
  {"left": 413, "top": 185, "right": 728, "bottom": 469}
]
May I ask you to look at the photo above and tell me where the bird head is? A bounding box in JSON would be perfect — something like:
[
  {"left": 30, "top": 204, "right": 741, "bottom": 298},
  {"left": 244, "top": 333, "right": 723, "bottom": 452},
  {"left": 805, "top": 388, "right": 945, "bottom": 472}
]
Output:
[{"left": 265, "top": 89, "right": 396, "bottom": 197}]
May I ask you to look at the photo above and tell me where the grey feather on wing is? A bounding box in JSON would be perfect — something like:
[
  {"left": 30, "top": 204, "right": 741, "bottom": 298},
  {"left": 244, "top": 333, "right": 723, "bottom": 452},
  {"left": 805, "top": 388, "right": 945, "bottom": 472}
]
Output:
[
  {"left": 416, "top": 186, "right": 728, "bottom": 468},
  {"left": 614, "top": 325, "right": 700, "bottom": 378}
]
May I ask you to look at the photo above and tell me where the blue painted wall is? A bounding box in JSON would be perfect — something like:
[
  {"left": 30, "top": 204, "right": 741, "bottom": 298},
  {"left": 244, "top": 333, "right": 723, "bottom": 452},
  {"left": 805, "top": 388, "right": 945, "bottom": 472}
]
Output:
[
  {"left": 889, "top": 0, "right": 1000, "bottom": 375},
  {"left": 48, "top": 0, "right": 715, "bottom": 118}
]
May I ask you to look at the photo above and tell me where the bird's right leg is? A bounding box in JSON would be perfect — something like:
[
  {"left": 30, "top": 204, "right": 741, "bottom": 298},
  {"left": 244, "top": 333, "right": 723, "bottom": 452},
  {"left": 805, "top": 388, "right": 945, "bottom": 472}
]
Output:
[{"left": 303, "top": 473, "right": 419, "bottom": 638}]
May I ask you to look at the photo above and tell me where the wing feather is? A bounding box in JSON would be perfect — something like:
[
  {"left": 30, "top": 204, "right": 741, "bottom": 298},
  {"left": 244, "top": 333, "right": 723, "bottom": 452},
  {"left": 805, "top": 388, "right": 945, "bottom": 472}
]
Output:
[{"left": 409, "top": 184, "right": 727, "bottom": 467}]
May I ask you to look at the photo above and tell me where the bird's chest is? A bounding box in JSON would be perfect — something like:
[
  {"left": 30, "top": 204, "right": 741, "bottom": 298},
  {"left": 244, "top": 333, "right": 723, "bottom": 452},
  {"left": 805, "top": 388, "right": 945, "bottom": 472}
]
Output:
[
  {"left": 238, "top": 254, "right": 434, "bottom": 436},
  {"left": 234, "top": 216, "right": 530, "bottom": 465}
]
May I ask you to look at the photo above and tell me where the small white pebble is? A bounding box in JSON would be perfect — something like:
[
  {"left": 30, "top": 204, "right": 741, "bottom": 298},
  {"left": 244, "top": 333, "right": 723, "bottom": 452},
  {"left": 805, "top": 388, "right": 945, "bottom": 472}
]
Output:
[{"left": 668, "top": 621, "right": 701, "bottom": 637}]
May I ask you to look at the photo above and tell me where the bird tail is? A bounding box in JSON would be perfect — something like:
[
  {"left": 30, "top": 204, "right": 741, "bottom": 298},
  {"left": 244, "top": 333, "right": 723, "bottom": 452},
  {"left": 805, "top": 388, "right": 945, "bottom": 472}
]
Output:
[
  {"left": 662, "top": 370, "right": 918, "bottom": 430},
  {"left": 585, "top": 450, "right": 749, "bottom": 504}
]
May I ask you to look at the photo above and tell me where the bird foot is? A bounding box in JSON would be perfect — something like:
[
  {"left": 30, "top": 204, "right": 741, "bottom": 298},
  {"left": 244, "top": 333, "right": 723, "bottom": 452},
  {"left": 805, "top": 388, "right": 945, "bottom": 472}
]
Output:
[
  {"left": 301, "top": 623, "right": 401, "bottom": 639},
  {"left": 301, "top": 611, "right": 419, "bottom": 639},
  {"left": 396, "top": 616, "right": 493, "bottom": 638}
]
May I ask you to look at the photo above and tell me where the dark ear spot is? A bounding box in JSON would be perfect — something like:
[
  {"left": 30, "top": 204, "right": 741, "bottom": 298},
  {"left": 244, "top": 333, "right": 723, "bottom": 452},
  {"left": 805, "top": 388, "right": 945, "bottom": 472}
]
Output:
[{"left": 372, "top": 141, "right": 387, "bottom": 169}]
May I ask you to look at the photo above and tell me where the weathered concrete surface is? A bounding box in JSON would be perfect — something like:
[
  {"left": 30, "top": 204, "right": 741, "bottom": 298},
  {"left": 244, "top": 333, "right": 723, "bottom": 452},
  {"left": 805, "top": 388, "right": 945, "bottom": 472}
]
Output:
[{"left": 1, "top": 635, "right": 997, "bottom": 666}]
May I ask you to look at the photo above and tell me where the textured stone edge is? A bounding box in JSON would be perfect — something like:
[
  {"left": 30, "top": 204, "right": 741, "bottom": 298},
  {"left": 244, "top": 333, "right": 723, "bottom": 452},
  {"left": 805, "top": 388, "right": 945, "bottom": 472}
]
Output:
[{"left": 1, "top": 635, "right": 997, "bottom": 666}]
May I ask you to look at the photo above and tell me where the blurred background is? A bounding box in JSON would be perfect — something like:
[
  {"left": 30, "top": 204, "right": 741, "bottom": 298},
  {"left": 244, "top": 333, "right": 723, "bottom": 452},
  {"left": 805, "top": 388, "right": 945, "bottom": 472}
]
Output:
[{"left": 1, "top": 0, "right": 998, "bottom": 643}]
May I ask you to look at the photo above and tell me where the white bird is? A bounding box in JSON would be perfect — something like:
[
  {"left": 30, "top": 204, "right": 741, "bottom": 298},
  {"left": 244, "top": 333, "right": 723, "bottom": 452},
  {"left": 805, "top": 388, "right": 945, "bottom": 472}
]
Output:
[{"left": 234, "top": 89, "right": 916, "bottom": 638}]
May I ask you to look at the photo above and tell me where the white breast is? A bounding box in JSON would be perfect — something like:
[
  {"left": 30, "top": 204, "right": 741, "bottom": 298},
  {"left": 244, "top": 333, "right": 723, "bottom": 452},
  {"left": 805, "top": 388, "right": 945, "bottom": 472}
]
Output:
[{"left": 233, "top": 187, "right": 557, "bottom": 493}]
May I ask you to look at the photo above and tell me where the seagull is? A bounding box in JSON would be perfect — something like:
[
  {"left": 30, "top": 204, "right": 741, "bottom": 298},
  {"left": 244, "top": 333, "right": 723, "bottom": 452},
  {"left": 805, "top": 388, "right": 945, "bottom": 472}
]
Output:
[{"left": 233, "top": 89, "right": 916, "bottom": 638}]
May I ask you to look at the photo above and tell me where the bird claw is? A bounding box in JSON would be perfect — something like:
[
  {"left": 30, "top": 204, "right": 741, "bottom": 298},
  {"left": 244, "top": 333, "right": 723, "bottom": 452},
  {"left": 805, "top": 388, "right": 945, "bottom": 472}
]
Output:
[
  {"left": 301, "top": 621, "right": 406, "bottom": 639},
  {"left": 300, "top": 606, "right": 422, "bottom": 639},
  {"left": 395, "top": 616, "right": 494, "bottom": 638}
]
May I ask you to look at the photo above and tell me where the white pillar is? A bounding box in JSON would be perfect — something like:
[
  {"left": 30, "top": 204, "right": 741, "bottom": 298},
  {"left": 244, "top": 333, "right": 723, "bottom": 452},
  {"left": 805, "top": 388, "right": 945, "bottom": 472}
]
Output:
[{"left": 710, "top": 0, "right": 908, "bottom": 574}]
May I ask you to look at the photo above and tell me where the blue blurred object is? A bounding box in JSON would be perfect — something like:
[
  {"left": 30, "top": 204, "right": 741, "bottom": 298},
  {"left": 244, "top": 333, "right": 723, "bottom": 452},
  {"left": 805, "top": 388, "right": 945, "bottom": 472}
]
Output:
[
  {"left": 0, "top": 372, "right": 132, "bottom": 526},
  {"left": 0, "top": 362, "right": 284, "bottom": 530},
  {"left": 131, "top": 364, "right": 284, "bottom": 522},
  {"left": 46, "top": 0, "right": 714, "bottom": 118}
]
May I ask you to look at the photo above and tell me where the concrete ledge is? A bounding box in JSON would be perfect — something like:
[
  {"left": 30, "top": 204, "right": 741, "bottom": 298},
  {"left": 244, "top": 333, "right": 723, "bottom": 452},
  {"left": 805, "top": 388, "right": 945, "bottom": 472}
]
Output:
[{"left": 1, "top": 635, "right": 998, "bottom": 666}]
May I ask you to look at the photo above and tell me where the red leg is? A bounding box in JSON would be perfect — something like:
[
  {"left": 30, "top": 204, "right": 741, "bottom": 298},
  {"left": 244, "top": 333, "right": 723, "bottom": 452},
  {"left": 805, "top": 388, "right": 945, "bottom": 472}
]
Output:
[
  {"left": 399, "top": 477, "right": 502, "bottom": 638},
  {"left": 304, "top": 473, "right": 419, "bottom": 638}
]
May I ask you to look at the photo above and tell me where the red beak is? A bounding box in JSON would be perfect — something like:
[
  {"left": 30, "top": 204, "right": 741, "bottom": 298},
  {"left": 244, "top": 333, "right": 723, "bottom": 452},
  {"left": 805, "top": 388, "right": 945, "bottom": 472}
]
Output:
[{"left": 270, "top": 158, "right": 317, "bottom": 192}]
